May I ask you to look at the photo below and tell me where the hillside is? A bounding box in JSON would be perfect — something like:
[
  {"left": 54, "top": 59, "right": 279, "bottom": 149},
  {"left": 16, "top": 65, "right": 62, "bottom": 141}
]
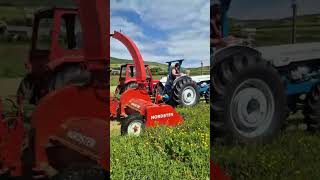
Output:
[
  {"left": 230, "top": 14, "right": 320, "bottom": 46},
  {"left": 111, "top": 57, "right": 209, "bottom": 75},
  {"left": 110, "top": 57, "right": 166, "bottom": 69}
]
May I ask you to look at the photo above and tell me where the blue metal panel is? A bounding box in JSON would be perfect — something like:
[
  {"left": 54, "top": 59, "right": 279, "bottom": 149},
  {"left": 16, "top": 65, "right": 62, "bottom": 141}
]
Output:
[
  {"left": 285, "top": 78, "right": 320, "bottom": 95},
  {"left": 220, "top": 0, "right": 231, "bottom": 37}
]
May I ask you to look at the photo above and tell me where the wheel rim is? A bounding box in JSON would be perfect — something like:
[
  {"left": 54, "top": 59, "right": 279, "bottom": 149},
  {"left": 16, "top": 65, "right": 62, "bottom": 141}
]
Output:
[
  {"left": 182, "top": 87, "right": 196, "bottom": 105},
  {"left": 230, "top": 78, "right": 275, "bottom": 138},
  {"left": 127, "top": 121, "right": 143, "bottom": 136}
]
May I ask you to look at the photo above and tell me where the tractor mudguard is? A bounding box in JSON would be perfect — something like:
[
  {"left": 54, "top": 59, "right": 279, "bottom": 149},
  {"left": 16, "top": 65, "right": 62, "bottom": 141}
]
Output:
[
  {"left": 172, "top": 76, "right": 193, "bottom": 87},
  {"left": 30, "top": 85, "right": 108, "bottom": 171},
  {"left": 213, "top": 45, "right": 261, "bottom": 65}
]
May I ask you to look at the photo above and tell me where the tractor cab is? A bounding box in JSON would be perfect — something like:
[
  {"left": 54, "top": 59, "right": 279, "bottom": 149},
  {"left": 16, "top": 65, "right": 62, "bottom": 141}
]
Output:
[
  {"left": 118, "top": 64, "right": 158, "bottom": 94},
  {"left": 29, "top": 7, "right": 84, "bottom": 75}
]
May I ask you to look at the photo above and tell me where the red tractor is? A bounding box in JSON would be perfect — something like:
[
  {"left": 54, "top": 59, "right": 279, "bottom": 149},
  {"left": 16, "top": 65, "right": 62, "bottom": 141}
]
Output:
[
  {"left": 115, "top": 63, "right": 160, "bottom": 95},
  {"left": 110, "top": 31, "right": 183, "bottom": 136},
  {"left": 0, "top": 0, "right": 109, "bottom": 179}
]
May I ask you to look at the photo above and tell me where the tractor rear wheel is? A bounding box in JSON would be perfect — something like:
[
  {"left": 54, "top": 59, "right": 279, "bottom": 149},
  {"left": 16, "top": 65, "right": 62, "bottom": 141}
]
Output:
[
  {"left": 212, "top": 51, "right": 286, "bottom": 144},
  {"left": 17, "top": 75, "right": 35, "bottom": 104},
  {"left": 153, "top": 82, "right": 164, "bottom": 96},
  {"left": 205, "top": 87, "right": 210, "bottom": 103},
  {"left": 304, "top": 84, "right": 320, "bottom": 131},
  {"left": 49, "top": 64, "right": 90, "bottom": 91},
  {"left": 171, "top": 78, "right": 200, "bottom": 107},
  {"left": 121, "top": 114, "right": 145, "bottom": 136},
  {"left": 125, "top": 82, "right": 138, "bottom": 91}
]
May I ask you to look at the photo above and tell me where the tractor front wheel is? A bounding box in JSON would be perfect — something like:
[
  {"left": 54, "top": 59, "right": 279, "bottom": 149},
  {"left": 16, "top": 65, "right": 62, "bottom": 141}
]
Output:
[{"left": 121, "top": 114, "right": 145, "bottom": 136}]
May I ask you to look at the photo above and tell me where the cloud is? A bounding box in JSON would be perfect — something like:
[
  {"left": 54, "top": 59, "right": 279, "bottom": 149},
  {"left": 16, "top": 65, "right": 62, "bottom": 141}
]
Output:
[{"left": 110, "top": 0, "right": 209, "bottom": 67}]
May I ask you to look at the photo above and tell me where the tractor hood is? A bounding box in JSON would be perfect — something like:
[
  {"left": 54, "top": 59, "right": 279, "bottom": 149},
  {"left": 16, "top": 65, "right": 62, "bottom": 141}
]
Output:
[
  {"left": 257, "top": 42, "right": 320, "bottom": 67},
  {"left": 160, "top": 75, "right": 210, "bottom": 85}
]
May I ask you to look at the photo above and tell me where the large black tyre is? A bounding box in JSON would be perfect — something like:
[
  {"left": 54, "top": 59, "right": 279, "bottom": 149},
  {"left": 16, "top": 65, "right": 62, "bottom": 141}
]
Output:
[
  {"left": 51, "top": 165, "right": 107, "bottom": 180},
  {"left": 49, "top": 64, "right": 90, "bottom": 91},
  {"left": 171, "top": 78, "right": 200, "bottom": 107},
  {"left": 205, "top": 87, "right": 210, "bottom": 103},
  {"left": 304, "top": 84, "right": 320, "bottom": 131},
  {"left": 212, "top": 51, "right": 286, "bottom": 144},
  {"left": 153, "top": 82, "right": 164, "bottom": 96},
  {"left": 121, "top": 114, "right": 145, "bottom": 136}
]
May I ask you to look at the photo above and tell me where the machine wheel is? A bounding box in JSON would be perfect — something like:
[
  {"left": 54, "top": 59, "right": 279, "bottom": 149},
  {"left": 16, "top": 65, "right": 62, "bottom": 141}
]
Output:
[
  {"left": 212, "top": 51, "right": 286, "bottom": 144},
  {"left": 125, "top": 82, "right": 138, "bottom": 91},
  {"left": 52, "top": 165, "right": 107, "bottom": 180},
  {"left": 121, "top": 114, "right": 145, "bottom": 136},
  {"left": 304, "top": 84, "right": 320, "bottom": 131},
  {"left": 49, "top": 64, "right": 90, "bottom": 91},
  {"left": 171, "top": 78, "right": 200, "bottom": 107},
  {"left": 205, "top": 87, "right": 210, "bottom": 103}
]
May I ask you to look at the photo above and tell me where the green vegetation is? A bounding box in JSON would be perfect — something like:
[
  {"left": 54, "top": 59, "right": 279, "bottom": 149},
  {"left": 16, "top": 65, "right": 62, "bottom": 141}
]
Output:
[
  {"left": 111, "top": 57, "right": 166, "bottom": 69},
  {"left": 230, "top": 14, "right": 320, "bottom": 46},
  {"left": 213, "top": 114, "right": 320, "bottom": 180},
  {"left": 110, "top": 75, "right": 164, "bottom": 86},
  {"left": 0, "top": 42, "right": 28, "bottom": 77},
  {"left": 111, "top": 103, "right": 210, "bottom": 179}
]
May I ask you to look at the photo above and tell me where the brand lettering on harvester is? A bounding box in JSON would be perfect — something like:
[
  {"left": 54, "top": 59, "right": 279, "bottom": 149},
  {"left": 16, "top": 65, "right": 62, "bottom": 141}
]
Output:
[
  {"left": 67, "top": 130, "right": 96, "bottom": 148},
  {"left": 130, "top": 103, "right": 141, "bottom": 109},
  {"left": 150, "top": 113, "right": 174, "bottom": 120}
]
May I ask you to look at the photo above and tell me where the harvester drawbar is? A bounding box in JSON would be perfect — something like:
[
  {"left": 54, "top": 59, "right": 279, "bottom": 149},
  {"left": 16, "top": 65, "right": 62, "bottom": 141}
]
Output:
[{"left": 110, "top": 31, "right": 183, "bottom": 136}]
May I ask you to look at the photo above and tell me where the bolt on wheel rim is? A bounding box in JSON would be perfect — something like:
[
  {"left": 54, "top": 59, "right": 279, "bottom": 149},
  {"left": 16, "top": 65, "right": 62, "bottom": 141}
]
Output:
[
  {"left": 230, "top": 79, "right": 275, "bottom": 138},
  {"left": 127, "top": 121, "right": 142, "bottom": 136},
  {"left": 182, "top": 87, "right": 196, "bottom": 105}
]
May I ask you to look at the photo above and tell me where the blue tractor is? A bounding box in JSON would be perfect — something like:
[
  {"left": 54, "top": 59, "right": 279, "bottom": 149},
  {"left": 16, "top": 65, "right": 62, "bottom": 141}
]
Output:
[
  {"left": 157, "top": 59, "right": 210, "bottom": 107},
  {"left": 211, "top": 0, "right": 320, "bottom": 144}
]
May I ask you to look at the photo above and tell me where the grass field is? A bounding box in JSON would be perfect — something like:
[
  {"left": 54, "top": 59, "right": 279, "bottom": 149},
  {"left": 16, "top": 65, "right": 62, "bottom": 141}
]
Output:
[
  {"left": 110, "top": 102, "right": 210, "bottom": 179},
  {"left": 0, "top": 42, "right": 28, "bottom": 78},
  {"left": 212, "top": 113, "right": 320, "bottom": 180},
  {"left": 0, "top": 78, "right": 21, "bottom": 97}
]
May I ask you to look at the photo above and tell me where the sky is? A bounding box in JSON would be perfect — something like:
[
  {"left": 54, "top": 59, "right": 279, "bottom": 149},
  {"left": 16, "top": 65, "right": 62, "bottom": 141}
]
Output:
[
  {"left": 227, "top": 0, "right": 320, "bottom": 20},
  {"left": 110, "top": 0, "right": 210, "bottom": 68}
]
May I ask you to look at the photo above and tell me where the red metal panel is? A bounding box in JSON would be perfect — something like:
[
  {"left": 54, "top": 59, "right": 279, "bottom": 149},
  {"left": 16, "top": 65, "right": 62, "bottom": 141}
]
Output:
[
  {"left": 0, "top": 117, "right": 25, "bottom": 176},
  {"left": 119, "top": 89, "right": 151, "bottom": 115},
  {"left": 31, "top": 85, "right": 108, "bottom": 171},
  {"left": 76, "top": 0, "right": 109, "bottom": 70},
  {"left": 210, "top": 160, "right": 231, "bottom": 180},
  {"left": 49, "top": 117, "right": 108, "bottom": 169},
  {"left": 110, "top": 97, "right": 119, "bottom": 119},
  {"left": 112, "top": 31, "right": 147, "bottom": 83},
  {"left": 145, "top": 104, "right": 184, "bottom": 127}
]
